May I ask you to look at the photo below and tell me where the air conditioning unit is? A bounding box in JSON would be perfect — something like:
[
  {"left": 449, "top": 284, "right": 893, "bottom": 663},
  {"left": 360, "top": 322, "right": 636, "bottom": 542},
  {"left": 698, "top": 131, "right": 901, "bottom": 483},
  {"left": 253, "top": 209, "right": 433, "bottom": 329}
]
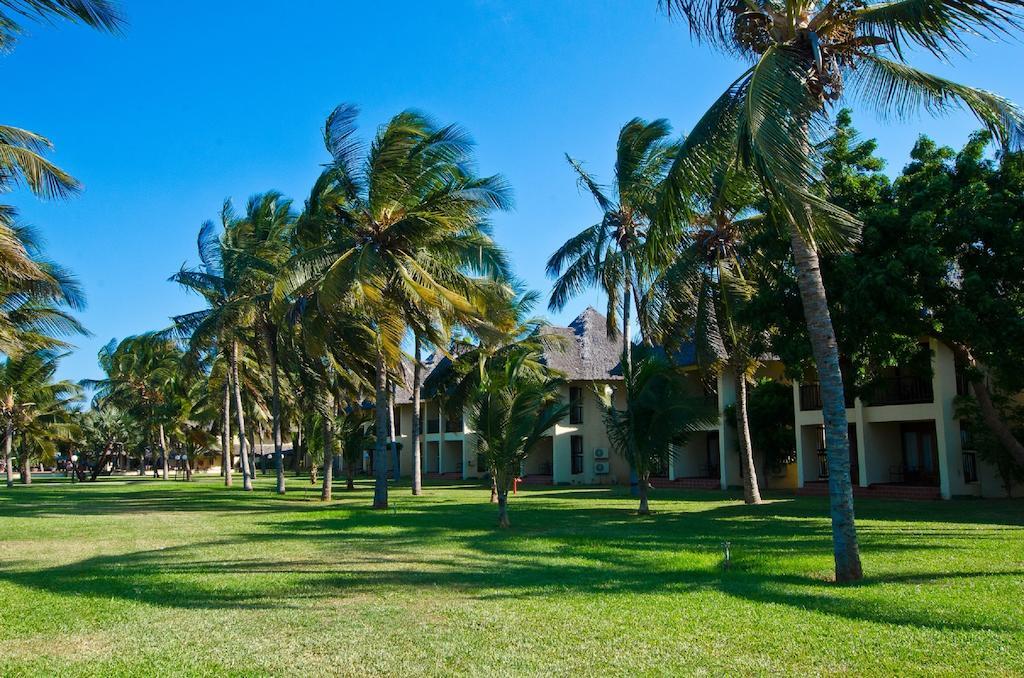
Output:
[
  {"left": 594, "top": 448, "right": 608, "bottom": 460},
  {"left": 594, "top": 460, "right": 611, "bottom": 475}
]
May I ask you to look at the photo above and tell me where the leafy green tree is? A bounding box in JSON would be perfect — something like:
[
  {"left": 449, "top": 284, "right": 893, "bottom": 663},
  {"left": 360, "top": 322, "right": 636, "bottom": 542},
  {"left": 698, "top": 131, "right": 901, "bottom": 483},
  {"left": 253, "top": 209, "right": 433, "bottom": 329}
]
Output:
[
  {"left": 956, "top": 395, "right": 1024, "bottom": 497},
  {"left": 597, "top": 347, "right": 717, "bottom": 514},
  {"left": 659, "top": 0, "right": 1024, "bottom": 582}
]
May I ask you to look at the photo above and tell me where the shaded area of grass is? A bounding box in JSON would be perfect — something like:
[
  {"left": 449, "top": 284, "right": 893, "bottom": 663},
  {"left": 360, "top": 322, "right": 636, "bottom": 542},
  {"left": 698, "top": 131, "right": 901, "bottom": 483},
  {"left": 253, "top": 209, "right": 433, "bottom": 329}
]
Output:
[{"left": 0, "top": 477, "right": 1022, "bottom": 676}]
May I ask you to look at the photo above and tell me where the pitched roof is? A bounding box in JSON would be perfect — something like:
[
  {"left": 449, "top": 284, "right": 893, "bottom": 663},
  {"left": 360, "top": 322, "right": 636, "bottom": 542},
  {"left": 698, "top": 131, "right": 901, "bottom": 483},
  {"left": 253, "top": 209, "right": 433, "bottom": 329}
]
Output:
[{"left": 540, "top": 307, "right": 623, "bottom": 381}]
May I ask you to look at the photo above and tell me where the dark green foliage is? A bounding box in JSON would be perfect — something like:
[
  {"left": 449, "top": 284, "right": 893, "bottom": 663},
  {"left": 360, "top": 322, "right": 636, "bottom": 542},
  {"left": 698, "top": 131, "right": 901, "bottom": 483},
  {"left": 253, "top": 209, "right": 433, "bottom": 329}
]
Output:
[
  {"left": 957, "top": 394, "right": 1024, "bottom": 497},
  {"left": 726, "top": 379, "right": 796, "bottom": 473}
]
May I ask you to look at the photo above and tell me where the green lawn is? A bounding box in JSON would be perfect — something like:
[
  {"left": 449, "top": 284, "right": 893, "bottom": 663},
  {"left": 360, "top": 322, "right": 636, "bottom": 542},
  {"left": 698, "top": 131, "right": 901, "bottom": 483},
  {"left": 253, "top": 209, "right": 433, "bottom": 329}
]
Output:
[{"left": 0, "top": 476, "right": 1021, "bottom": 676}]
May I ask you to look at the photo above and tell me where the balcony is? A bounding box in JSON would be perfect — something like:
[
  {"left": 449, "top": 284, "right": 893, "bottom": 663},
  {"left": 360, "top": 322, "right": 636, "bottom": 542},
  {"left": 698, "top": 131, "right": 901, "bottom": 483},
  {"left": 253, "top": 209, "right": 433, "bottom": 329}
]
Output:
[
  {"left": 799, "top": 383, "right": 855, "bottom": 411},
  {"left": 865, "top": 375, "right": 933, "bottom": 406},
  {"left": 445, "top": 418, "right": 463, "bottom": 433},
  {"left": 426, "top": 420, "right": 439, "bottom": 434}
]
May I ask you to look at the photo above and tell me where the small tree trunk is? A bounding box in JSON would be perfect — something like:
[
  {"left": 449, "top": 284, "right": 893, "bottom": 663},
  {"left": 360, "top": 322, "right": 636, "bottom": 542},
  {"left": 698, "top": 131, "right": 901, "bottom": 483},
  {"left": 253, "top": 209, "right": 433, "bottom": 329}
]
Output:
[
  {"left": 222, "top": 374, "right": 233, "bottom": 487},
  {"left": 321, "top": 409, "right": 333, "bottom": 501},
  {"left": 346, "top": 460, "right": 355, "bottom": 491},
  {"left": 622, "top": 269, "right": 633, "bottom": 372},
  {"left": 637, "top": 472, "right": 650, "bottom": 515},
  {"left": 3, "top": 423, "right": 12, "bottom": 488},
  {"left": 372, "top": 348, "right": 389, "bottom": 509},
  {"left": 184, "top": 452, "right": 193, "bottom": 481},
  {"left": 789, "top": 225, "right": 862, "bottom": 583},
  {"left": 735, "top": 370, "right": 763, "bottom": 505},
  {"left": 90, "top": 443, "right": 114, "bottom": 482},
  {"left": 265, "top": 323, "right": 286, "bottom": 495},
  {"left": 412, "top": 333, "right": 423, "bottom": 496},
  {"left": 490, "top": 475, "right": 498, "bottom": 503},
  {"left": 19, "top": 449, "right": 31, "bottom": 485},
  {"left": 497, "top": 489, "right": 510, "bottom": 528},
  {"left": 159, "top": 424, "right": 169, "bottom": 480},
  {"left": 231, "top": 340, "right": 253, "bottom": 491}
]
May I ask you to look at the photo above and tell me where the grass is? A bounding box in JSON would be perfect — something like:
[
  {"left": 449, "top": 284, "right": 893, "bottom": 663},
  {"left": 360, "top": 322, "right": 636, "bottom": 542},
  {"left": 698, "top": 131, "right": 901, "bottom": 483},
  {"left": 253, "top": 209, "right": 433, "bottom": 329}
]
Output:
[{"left": 0, "top": 476, "right": 1021, "bottom": 677}]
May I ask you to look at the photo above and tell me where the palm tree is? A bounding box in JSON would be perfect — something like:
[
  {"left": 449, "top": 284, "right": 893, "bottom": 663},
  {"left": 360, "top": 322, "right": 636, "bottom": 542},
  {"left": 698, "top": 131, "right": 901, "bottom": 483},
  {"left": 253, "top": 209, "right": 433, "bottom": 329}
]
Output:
[
  {"left": 171, "top": 205, "right": 261, "bottom": 490},
  {"left": 232, "top": 192, "right": 296, "bottom": 495},
  {"left": 78, "top": 402, "right": 132, "bottom": 481},
  {"left": 83, "top": 334, "right": 180, "bottom": 479},
  {"left": 336, "top": 404, "right": 374, "bottom": 492},
  {"left": 279, "top": 103, "right": 512, "bottom": 510},
  {"left": 658, "top": 0, "right": 1024, "bottom": 582},
  {"left": 547, "top": 118, "right": 678, "bottom": 370},
  {"left": 0, "top": 1, "right": 123, "bottom": 50},
  {"left": 1, "top": 350, "right": 81, "bottom": 485},
  {"left": 598, "top": 347, "right": 718, "bottom": 514},
  {"left": 648, "top": 170, "right": 768, "bottom": 504},
  {"left": 0, "top": 1, "right": 123, "bottom": 282},
  {"left": 468, "top": 353, "right": 568, "bottom": 527},
  {"left": 0, "top": 224, "right": 87, "bottom": 357}
]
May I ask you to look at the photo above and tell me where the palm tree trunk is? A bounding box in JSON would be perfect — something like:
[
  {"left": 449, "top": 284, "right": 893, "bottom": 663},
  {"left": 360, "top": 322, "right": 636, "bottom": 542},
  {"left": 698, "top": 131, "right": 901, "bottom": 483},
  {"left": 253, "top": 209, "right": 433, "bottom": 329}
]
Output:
[
  {"left": 735, "top": 370, "right": 763, "bottom": 505},
  {"left": 412, "top": 333, "right": 423, "bottom": 496},
  {"left": 346, "top": 457, "right": 355, "bottom": 491},
  {"left": 637, "top": 472, "right": 650, "bottom": 515},
  {"left": 372, "top": 348, "right": 389, "bottom": 509},
  {"left": 222, "top": 375, "right": 233, "bottom": 487},
  {"left": 321, "top": 409, "right": 333, "bottom": 501},
  {"left": 497, "top": 487, "right": 510, "bottom": 528},
  {"left": 490, "top": 474, "right": 498, "bottom": 503},
  {"left": 789, "top": 226, "right": 863, "bottom": 583},
  {"left": 231, "top": 340, "right": 253, "bottom": 491},
  {"left": 4, "top": 423, "right": 13, "bottom": 489},
  {"left": 159, "top": 424, "right": 169, "bottom": 480},
  {"left": 264, "top": 324, "right": 286, "bottom": 495},
  {"left": 622, "top": 269, "right": 633, "bottom": 370},
  {"left": 19, "top": 445, "right": 30, "bottom": 485}
]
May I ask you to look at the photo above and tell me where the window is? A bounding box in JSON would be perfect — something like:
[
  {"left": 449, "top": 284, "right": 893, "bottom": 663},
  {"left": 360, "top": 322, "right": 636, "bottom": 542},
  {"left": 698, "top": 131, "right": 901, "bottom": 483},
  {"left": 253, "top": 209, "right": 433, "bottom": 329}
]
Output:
[
  {"left": 571, "top": 435, "right": 584, "bottom": 474},
  {"left": 569, "top": 387, "right": 584, "bottom": 424}
]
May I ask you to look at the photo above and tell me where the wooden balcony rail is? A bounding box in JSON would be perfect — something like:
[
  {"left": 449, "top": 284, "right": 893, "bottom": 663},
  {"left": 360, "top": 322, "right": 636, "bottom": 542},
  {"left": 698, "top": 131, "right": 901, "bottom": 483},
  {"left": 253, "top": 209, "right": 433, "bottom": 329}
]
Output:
[{"left": 866, "top": 375, "right": 934, "bottom": 406}]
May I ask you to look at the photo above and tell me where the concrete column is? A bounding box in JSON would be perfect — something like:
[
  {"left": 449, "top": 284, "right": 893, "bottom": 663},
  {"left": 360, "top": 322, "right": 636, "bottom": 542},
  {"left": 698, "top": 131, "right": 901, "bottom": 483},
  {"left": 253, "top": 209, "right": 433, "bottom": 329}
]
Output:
[
  {"left": 794, "top": 379, "right": 805, "bottom": 488},
  {"left": 853, "top": 398, "right": 869, "bottom": 488},
  {"left": 932, "top": 338, "right": 961, "bottom": 499}
]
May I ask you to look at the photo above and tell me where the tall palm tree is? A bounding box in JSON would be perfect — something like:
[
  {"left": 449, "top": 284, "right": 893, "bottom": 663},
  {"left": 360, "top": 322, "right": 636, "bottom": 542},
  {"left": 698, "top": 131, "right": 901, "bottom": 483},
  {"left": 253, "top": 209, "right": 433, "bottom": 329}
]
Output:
[
  {"left": 548, "top": 118, "right": 678, "bottom": 371},
  {"left": 279, "top": 103, "right": 512, "bottom": 510},
  {"left": 232, "top": 192, "right": 296, "bottom": 495},
  {"left": 171, "top": 205, "right": 260, "bottom": 490},
  {"left": 658, "top": 0, "right": 1024, "bottom": 582},
  {"left": 648, "top": 170, "right": 768, "bottom": 504}
]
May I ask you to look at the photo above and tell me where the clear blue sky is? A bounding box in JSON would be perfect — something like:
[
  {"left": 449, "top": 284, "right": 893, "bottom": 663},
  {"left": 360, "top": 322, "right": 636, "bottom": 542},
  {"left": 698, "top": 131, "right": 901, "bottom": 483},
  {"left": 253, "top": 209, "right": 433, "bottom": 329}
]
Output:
[{"left": 3, "top": 0, "right": 1021, "bottom": 384}]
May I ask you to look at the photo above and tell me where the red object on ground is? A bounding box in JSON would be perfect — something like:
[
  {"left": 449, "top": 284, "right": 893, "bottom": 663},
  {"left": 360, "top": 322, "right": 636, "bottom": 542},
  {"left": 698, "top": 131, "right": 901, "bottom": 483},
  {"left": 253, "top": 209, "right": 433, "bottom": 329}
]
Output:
[{"left": 513, "top": 477, "right": 521, "bottom": 495}]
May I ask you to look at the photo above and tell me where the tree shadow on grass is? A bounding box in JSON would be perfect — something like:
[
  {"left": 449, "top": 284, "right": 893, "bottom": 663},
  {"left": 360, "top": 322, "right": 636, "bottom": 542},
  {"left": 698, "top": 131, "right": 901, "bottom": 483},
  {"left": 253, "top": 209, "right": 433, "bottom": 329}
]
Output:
[{"left": 1, "top": 488, "right": 1021, "bottom": 636}]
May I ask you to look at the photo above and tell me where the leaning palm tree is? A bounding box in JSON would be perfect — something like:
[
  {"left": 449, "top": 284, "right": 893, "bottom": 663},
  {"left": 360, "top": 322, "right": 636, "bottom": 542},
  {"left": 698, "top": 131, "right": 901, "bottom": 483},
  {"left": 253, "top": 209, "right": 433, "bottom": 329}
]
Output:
[
  {"left": 469, "top": 353, "right": 568, "bottom": 528},
  {"left": 279, "top": 103, "right": 512, "bottom": 510},
  {"left": 598, "top": 347, "right": 718, "bottom": 514},
  {"left": 658, "top": 0, "right": 1024, "bottom": 582},
  {"left": 548, "top": 118, "right": 678, "bottom": 371}
]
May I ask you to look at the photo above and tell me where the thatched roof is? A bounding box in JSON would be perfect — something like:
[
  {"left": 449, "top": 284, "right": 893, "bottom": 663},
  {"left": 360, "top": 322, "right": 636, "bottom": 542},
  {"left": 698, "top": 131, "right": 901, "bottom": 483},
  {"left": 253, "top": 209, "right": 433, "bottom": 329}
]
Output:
[
  {"left": 539, "top": 307, "right": 623, "bottom": 381},
  {"left": 393, "top": 308, "right": 625, "bottom": 405}
]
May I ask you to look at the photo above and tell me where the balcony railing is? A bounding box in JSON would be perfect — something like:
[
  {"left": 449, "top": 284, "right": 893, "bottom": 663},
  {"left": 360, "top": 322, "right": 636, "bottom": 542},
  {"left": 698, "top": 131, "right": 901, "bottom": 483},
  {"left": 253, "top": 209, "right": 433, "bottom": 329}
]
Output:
[
  {"left": 866, "top": 375, "right": 933, "bottom": 406},
  {"left": 962, "top": 451, "right": 978, "bottom": 483},
  {"left": 799, "top": 384, "right": 855, "bottom": 411}
]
